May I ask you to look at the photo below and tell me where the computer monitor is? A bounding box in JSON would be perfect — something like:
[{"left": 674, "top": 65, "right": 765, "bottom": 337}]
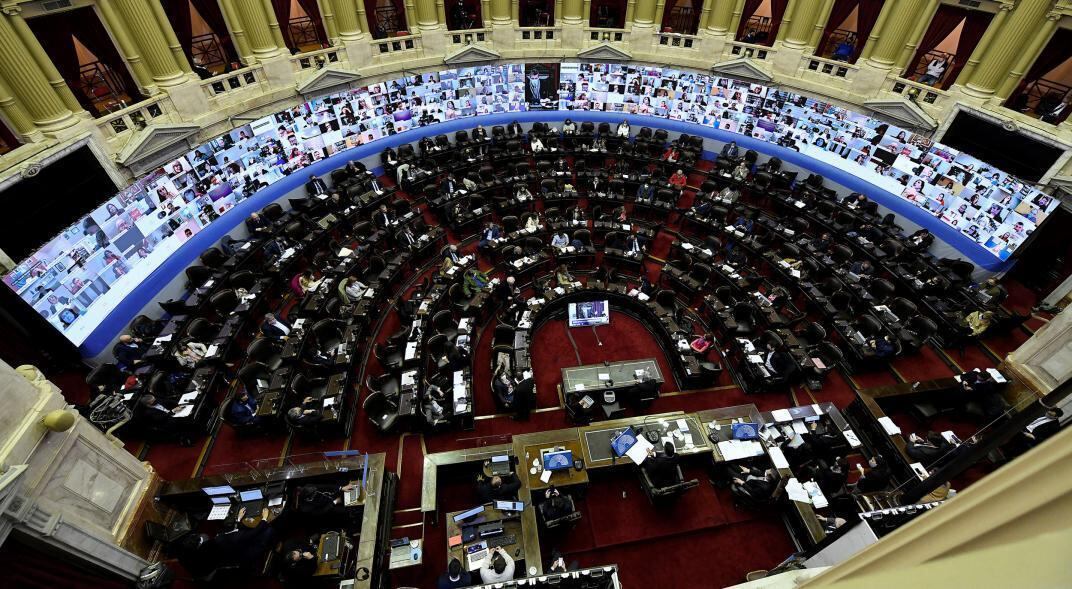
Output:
[
  {"left": 491, "top": 455, "right": 510, "bottom": 463},
  {"left": 495, "top": 500, "right": 525, "bottom": 512},
  {"left": 732, "top": 423, "right": 760, "bottom": 440},
  {"left": 210, "top": 496, "right": 231, "bottom": 505},
  {"left": 567, "top": 300, "right": 610, "bottom": 327},
  {"left": 453, "top": 505, "right": 486, "bottom": 523},
  {"left": 202, "top": 485, "right": 235, "bottom": 496},
  {"left": 542, "top": 449, "right": 574, "bottom": 471},
  {"left": 611, "top": 427, "right": 638, "bottom": 457},
  {"left": 239, "top": 489, "right": 263, "bottom": 502}
]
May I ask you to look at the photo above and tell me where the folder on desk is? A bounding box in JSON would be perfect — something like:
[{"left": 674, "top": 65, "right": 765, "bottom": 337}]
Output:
[{"left": 448, "top": 535, "right": 462, "bottom": 548}]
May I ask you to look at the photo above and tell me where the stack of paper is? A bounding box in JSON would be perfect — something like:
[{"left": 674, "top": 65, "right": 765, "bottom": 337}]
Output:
[
  {"left": 771, "top": 409, "right": 794, "bottom": 423},
  {"left": 717, "top": 439, "right": 764, "bottom": 461},
  {"left": 767, "top": 446, "right": 790, "bottom": 469},
  {"left": 172, "top": 405, "right": 194, "bottom": 418},
  {"left": 878, "top": 416, "right": 901, "bottom": 435},
  {"left": 626, "top": 435, "right": 654, "bottom": 464}
]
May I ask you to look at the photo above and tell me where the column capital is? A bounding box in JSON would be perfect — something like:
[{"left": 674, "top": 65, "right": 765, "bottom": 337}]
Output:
[{"left": 1, "top": 5, "right": 21, "bottom": 17}]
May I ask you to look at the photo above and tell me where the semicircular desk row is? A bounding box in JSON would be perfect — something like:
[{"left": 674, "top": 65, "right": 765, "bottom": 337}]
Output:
[{"left": 86, "top": 112, "right": 1000, "bottom": 357}]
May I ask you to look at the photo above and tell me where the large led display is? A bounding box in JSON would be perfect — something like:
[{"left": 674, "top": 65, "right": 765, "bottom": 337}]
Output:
[{"left": 3, "top": 62, "right": 1055, "bottom": 346}]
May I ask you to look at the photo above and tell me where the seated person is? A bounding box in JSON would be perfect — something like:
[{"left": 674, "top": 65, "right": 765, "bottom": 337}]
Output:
[
  {"left": 339, "top": 276, "right": 368, "bottom": 304},
  {"left": 463, "top": 267, "right": 490, "bottom": 297},
  {"left": 848, "top": 260, "right": 874, "bottom": 277},
  {"left": 113, "top": 334, "right": 146, "bottom": 369},
  {"left": 816, "top": 456, "right": 849, "bottom": 496},
  {"left": 480, "top": 547, "right": 516, "bottom": 583},
  {"left": 173, "top": 339, "right": 208, "bottom": 369},
  {"left": 960, "top": 369, "right": 1006, "bottom": 420},
  {"left": 286, "top": 397, "right": 322, "bottom": 427},
  {"left": 531, "top": 135, "right": 545, "bottom": 153},
  {"left": 907, "top": 229, "right": 933, "bottom": 251},
  {"left": 280, "top": 535, "right": 319, "bottom": 579},
  {"left": 733, "top": 214, "right": 754, "bottom": 234},
  {"left": 205, "top": 508, "right": 277, "bottom": 571},
  {"left": 731, "top": 161, "right": 750, "bottom": 182},
  {"left": 476, "top": 474, "right": 521, "bottom": 502},
  {"left": 422, "top": 386, "right": 449, "bottom": 424},
  {"left": 137, "top": 394, "right": 176, "bottom": 428},
  {"left": 843, "top": 193, "right": 868, "bottom": 209},
  {"left": 247, "top": 212, "right": 272, "bottom": 234},
  {"left": 396, "top": 225, "right": 419, "bottom": 250},
  {"left": 261, "top": 313, "right": 291, "bottom": 340},
  {"left": 555, "top": 264, "right": 575, "bottom": 287},
  {"left": 811, "top": 232, "right": 832, "bottom": 252},
  {"left": 721, "top": 141, "right": 739, "bottom": 159},
  {"left": 540, "top": 484, "right": 575, "bottom": 521},
  {"left": 624, "top": 233, "right": 645, "bottom": 256},
  {"left": 565, "top": 392, "right": 594, "bottom": 423},
  {"left": 550, "top": 231, "right": 570, "bottom": 249},
  {"left": 479, "top": 222, "right": 502, "bottom": 249},
  {"left": 642, "top": 442, "right": 682, "bottom": 488},
  {"left": 524, "top": 213, "right": 541, "bottom": 231},
  {"left": 962, "top": 310, "right": 995, "bottom": 337},
  {"left": 906, "top": 431, "right": 954, "bottom": 464},
  {"left": 717, "top": 186, "right": 740, "bottom": 203},
  {"left": 636, "top": 181, "right": 655, "bottom": 202},
  {"left": 852, "top": 456, "right": 891, "bottom": 493},
  {"left": 763, "top": 342, "right": 794, "bottom": 376},
  {"left": 297, "top": 483, "right": 356, "bottom": 520},
  {"left": 868, "top": 334, "right": 896, "bottom": 358},
  {"left": 229, "top": 391, "right": 260, "bottom": 425},
  {"left": 668, "top": 169, "right": 688, "bottom": 189},
  {"left": 291, "top": 270, "right": 317, "bottom": 297},
  {"left": 690, "top": 333, "right": 715, "bottom": 355},
  {"left": 438, "top": 558, "right": 472, "bottom": 589},
  {"left": 730, "top": 466, "right": 778, "bottom": 501}
]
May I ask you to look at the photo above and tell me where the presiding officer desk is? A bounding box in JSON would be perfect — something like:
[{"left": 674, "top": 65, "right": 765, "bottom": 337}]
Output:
[{"left": 156, "top": 452, "right": 396, "bottom": 589}]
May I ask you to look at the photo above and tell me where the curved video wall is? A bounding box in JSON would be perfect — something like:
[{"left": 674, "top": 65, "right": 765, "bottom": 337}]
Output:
[{"left": 3, "top": 62, "right": 1058, "bottom": 351}]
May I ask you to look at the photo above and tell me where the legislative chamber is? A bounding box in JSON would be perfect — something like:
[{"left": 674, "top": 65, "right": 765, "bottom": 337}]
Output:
[{"left": 0, "top": 1, "right": 1070, "bottom": 589}]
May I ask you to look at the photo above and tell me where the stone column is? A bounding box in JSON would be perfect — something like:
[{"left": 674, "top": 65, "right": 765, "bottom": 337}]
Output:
[
  {"left": 0, "top": 70, "right": 36, "bottom": 137},
  {"left": 562, "top": 0, "right": 584, "bottom": 22},
  {"left": 4, "top": 6, "right": 84, "bottom": 115},
  {"left": 0, "top": 10, "right": 78, "bottom": 131},
  {"left": 633, "top": 0, "right": 658, "bottom": 29},
  {"left": 562, "top": 0, "right": 585, "bottom": 48},
  {"left": 147, "top": 0, "right": 194, "bottom": 75},
  {"left": 415, "top": 0, "right": 446, "bottom": 54},
  {"left": 320, "top": 0, "right": 340, "bottom": 43},
  {"left": 775, "top": 0, "right": 799, "bottom": 43},
  {"left": 218, "top": 0, "right": 256, "bottom": 64},
  {"left": 96, "top": 0, "right": 158, "bottom": 93},
  {"left": 995, "top": 12, "right": 1059, "bottom": 101},
  {"left": 808, "top": 0, "right": 835, "bottom": 49},
  {"left": 862, "top": 0, "right": 936, "bottom": 69},
  {"left": 964, "top": 0, "right": 1053, "bottom": 99},
  {"left": 112, "top": 0, "right": 187, "bottom": 87},
  {"left": 490, "top": 0, "right": 511, "bottom": 26},
  {"left": 894, "top": 0, "right": 940, "bottom": 71},
  {"left": 228, "top": 0, "right": 286, "bottom": 59},
  {"left": 781, "top": 0, "right": 829, "bottom": 49},
  {"left": 727, "top": 0, "right": 747, "bottom": 39},
  {"left": 332, "top": 0, "right": 365, "bottom": 40},
  {"left": 953, "top": 5, "right": 1010, "bottom": 89},
  {"left": 858, "top": 0, "right": 894, "bottom": 62},
  {"left": 259, "top": 0, "right": 290, "bottom": 50}
]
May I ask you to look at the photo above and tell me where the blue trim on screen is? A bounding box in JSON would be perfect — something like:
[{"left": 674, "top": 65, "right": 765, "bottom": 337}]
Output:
[{"left": 79, "top": 111, "right": 1010, "bottom": 356}]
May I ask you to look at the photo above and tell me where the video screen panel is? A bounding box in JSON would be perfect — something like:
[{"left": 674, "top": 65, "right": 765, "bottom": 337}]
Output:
[
  {"left": 558, "top": 62, "right": 1058, "bottom": 262},
  {"left": 4, "top": 62, "right": 1054, "bottom": 347}
]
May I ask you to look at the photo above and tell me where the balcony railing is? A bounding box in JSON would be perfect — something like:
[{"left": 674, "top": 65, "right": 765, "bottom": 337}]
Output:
[
  {"left": 585, "top": 27, "right": 627, "bottom": 46},
  {"left": 372, "top": 33, "right": 421, "bottom": 56},
  {"left": 1004, "top": 77, "right": 1072, "bottom": 126},
  {"left": 802, "top": 55, "right": 859, "bottom": 83},
  {"left": 290, "top": 47, "right": 345, "bottom": 72},
  {"left": 885, "top": 76, "right": 949, "bottom": 110},
  {"left": 95, "top": 95, "right": 175, "bottom": 139},
  {"left": 199, "top": 65, "right": 265, "bottom": 102},
  {"left": 817, "top": 28, "right": 858, "bottom": 61},
  {"left": 518, "top": 26, "right": 559, "bottom": 43},
  {"left": 662, "top": 6, "right": 699, "bottom": 35},
  {"left": 738, "top": 15, "right": 773, "bottom": 46},
  {"left": 190, "top": 33, "right": 228, "bottom": 70},
  {"left": 726, "top": 41, "right": 774, "bottom": 61},
  {"left": 656, "top": 31, "right": 700, "bottom": 50},
  {"left": 447, "top": 27, "right": 492, "bottom": 46},
  {"left": 288, "top": 16, "right": 324, "bottom": 49},
  {"left": 903, "top": 50, "right": 956, "bottom": 89}
]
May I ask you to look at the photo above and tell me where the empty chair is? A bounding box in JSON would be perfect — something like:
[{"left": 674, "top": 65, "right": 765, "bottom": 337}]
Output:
[
  {"left": 899, "top": 316, "right": 937, "bottom": 351},
  {"left": 184, "top": 317, "right": 219, "bottom": 341},
  {"left": 185, "top": 266, "right": 214, "bottom": 289},
  {"left": 870, "top": 278, "right": 896, "bottom": 302},
  {"left": 374, "top": 342, "right": 403, "bottom": 372},
  {"left": 363, "top": 391, "right": 399, "bottom": 434},
  {"left": 261, "top": 203, "right": 284, "bottom": 221},
  {"left": 200, "top": 247, "right": 227, "bottom": 268},
  {"left": 129, "top": 315, "right": 164, "bottom": 340},
  {"left": 432, "top": 309, "right": 459, "bottom": 340},
  {"left": 732, "top": 302, "right": 758, "bottom": 336},
  {"left": 238, "top": 362, "right": 272, "bottom": 398},
  {"left": 209, "top": 289, "right": 239, "bottom": 317},
  {"left": 246, "top": 338, "right": 285, "bottom": 371},
  {"left": 794, "top": 321, "right": 827, "bottom": 350}
]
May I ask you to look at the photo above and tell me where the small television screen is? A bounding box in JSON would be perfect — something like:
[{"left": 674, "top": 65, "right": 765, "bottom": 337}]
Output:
[
  {"left": 611, "top": 427, "right": 638, "bottom": 457},
  {"left": 568, "top": 300, "right": 609, "bottom": 327},
  {"left": 543, "top": 450, "right": 574, "bottom": 471}
]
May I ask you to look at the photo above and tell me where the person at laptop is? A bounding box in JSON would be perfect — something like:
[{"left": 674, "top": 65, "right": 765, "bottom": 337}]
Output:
[
  {"left": 287, "top": 397, "right": 322, "bottom": 427},
  {"left": 297, "top": 483, "right": 356, "bottom": 521},
  {"left": 763, "top": 341, "right": 794, "bottom": 376},
  {"left": 207, "top": 506, "right": 277, "bottom": 571},
  {"left": 477, "top": 474, "right": 521, "bottom": 503},
  {"left": 906, "top": 431, "right": 954, "bottom": 465},
  {"left": 480, "top": 547, "right": 516, "bottom": 583},
  {"left": 281, "top": 534, "right": 319, "bottom": 578},
  {"left": 261, "top": 313, "right": 291, "bottom": 340},
  {"left": 848, "top": 259, "right": 873, "bottom": 277},
  {"left": 438, "top": 558, "right": 472, "bottom": 589},
  {"left": 229, "top": 391, "right": 260, "bottom": 426},
  {"left": 642, "top": 442, "right": 681, "bottom": 488}
]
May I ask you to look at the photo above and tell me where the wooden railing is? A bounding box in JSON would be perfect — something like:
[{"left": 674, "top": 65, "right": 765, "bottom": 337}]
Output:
[{"left": 95, "top": 95, "right": 176, "bottom": 138}]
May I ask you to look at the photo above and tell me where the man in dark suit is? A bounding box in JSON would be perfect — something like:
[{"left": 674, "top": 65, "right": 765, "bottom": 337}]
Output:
[
  {"left": 296, "top": 483, "right": 353, "bottom": 520},
  {"left": 511, "top": 377, "right": 535, "bottom": 420},
  {"left": 206, "top": 509, "right": 277, "bottom": 571},
  {"left": 280, "top": 535, "right": 319, "bottom": 579},
  {"left": 260, "top": 313, "right": 291, "bottom": 339},
  {"left": 764, "top": 343, "right": 795, "bottom": 376},
  {"left": 440, "top": 174, "right": 458, "bottom": 196},
  {"left": 229, "top": 391, "right": 260, "bottom": 425},
  {"left": 373, "top": 204, "right": 393, "bottom": 228},
  {"left": 287, "top": 397, "right": 322, "bottom": 427},
  {"left": 137, "top": 394, "right": 175, "bottom": 429},
  {"left": 642, "top": 442, "right": 681, "bottom": 488},
  {"left": 113, "top": 334, "right": 146, "bottom": 369},
  {"left": 397, "top": 225, "right": 418, "bottom": 250},
  {"left": 247, "top": 212, "right": 271, "bottom": 234},
  {"left": 476, "top": 474, "right": 521, "bottom": 502},
  {"left": 306, "top": 174, "right": 328, "bottom": 196}
]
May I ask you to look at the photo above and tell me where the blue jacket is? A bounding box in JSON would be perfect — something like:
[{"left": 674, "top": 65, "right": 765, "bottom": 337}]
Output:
[{"left": 230, "top": 397, "right": 259, "bottom": 424}]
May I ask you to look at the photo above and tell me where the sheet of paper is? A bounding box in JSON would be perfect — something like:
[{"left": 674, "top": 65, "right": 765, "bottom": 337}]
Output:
[
  {"left": 540, "top": 469, "right": 552, "bottom": 484},
  {"left": 811, "top": 403, "right": 823, "bottom": 415},
  {"left": 842, "top": 429, "right": 862, "bottom": 448},
  {"left": 878, "top": 416, "right": 902, "bottom": 435},
  {"left": 337, "top": 247, "right": 353, "bottom": 257},
  {"left": 598, "top": 373, "right": 611, "bottom": 381},
  {"left": 574, "top": 384, "right": 585, "bottom": 391},
  {"left": 172, "top": 404, "right": 194, "bottom": 418},
  {"left": 323, "top": 397, "right": 336, "bottom": 407},
  {"left": 792, "top": 420, "right": 809, "bottom": 435},
  {"left": 767, "top": 446, "right": 790, "bottom": 470},
  {"left": 206, "top": 344, "right": 219, "bottom": 357},
  {"left": 785, "top": 478, "right": 810, "bottom": 503},
  {"left": 268, "top": 496, "right": 283, "bottom": 507},
  {"left": 625, "top": 435, "right": 654, "bottom": 464},
  {"left": 179, "top": 392, "right": 199, "bottom": 404},
  {"left": 772, "top": 409, "right": 793, "bottom": 422}
]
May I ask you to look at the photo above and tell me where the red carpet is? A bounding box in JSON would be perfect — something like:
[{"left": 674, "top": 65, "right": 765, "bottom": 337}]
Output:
[{"left": 890, "top": 346, "right": 955, "bottom": 382}]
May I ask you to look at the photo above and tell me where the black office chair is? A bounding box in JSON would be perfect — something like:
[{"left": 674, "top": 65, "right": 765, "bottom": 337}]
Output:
[
  {"left": 129, "top": 315, "right": 164, "bottom": 340},
  {"left": 374, "top": 342, "right": 403, "bottom": 372},
  {"left": 246, "top": 338, "right": 285, "bottom": 372},
  {"left": 238, "top": 362, "right": 273, "bottom": 398},
  {"left": 200, "top": 247, "right": 227, "bottom": 268},
  {"left": 539, "top": 495, "right": 582, "bottom": 529},
  {"left": 185, "top": 265, "right": 214, "bottom": 289},
  {"left": 363, "top": 391, "right": 399, "bottom": 434},
  {"left": 209, "top": 289, "right": 239, "bottom": 318},
  {"left": 638, "top": 464, "right": 699, "bottom": 503},
  {"left": 86, "top": 363, "right": 123, "bottom": 397}
]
